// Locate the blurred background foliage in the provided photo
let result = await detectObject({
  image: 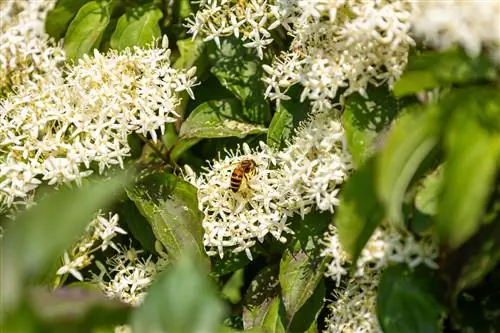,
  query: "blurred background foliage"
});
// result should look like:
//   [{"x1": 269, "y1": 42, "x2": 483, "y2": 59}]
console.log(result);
[{"x1": 1, "y1": 0, "x2": 500, "y2": 332}]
